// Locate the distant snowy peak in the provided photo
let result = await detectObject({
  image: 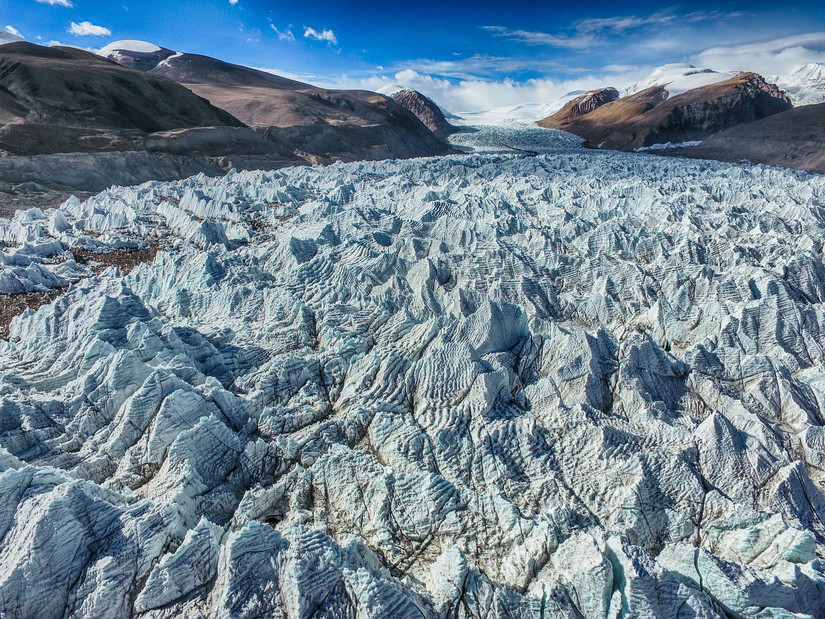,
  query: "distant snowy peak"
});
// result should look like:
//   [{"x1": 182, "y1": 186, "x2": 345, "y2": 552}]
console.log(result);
[
  {"x1": 455, "y1": 92, "x2": 585, "y2": 126},
  {"x1": 97, "y1": 39, "x2": 175, "y2": 72},
  {"x1": 774, "y1": 63, "x2": 825, "y2": 106},
  {"x1": 623, "y1": 63, "x2": 732, "y2": 97},
  {"x1": 98, "y1": 40, "x2": 164, "y2": 55}
]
